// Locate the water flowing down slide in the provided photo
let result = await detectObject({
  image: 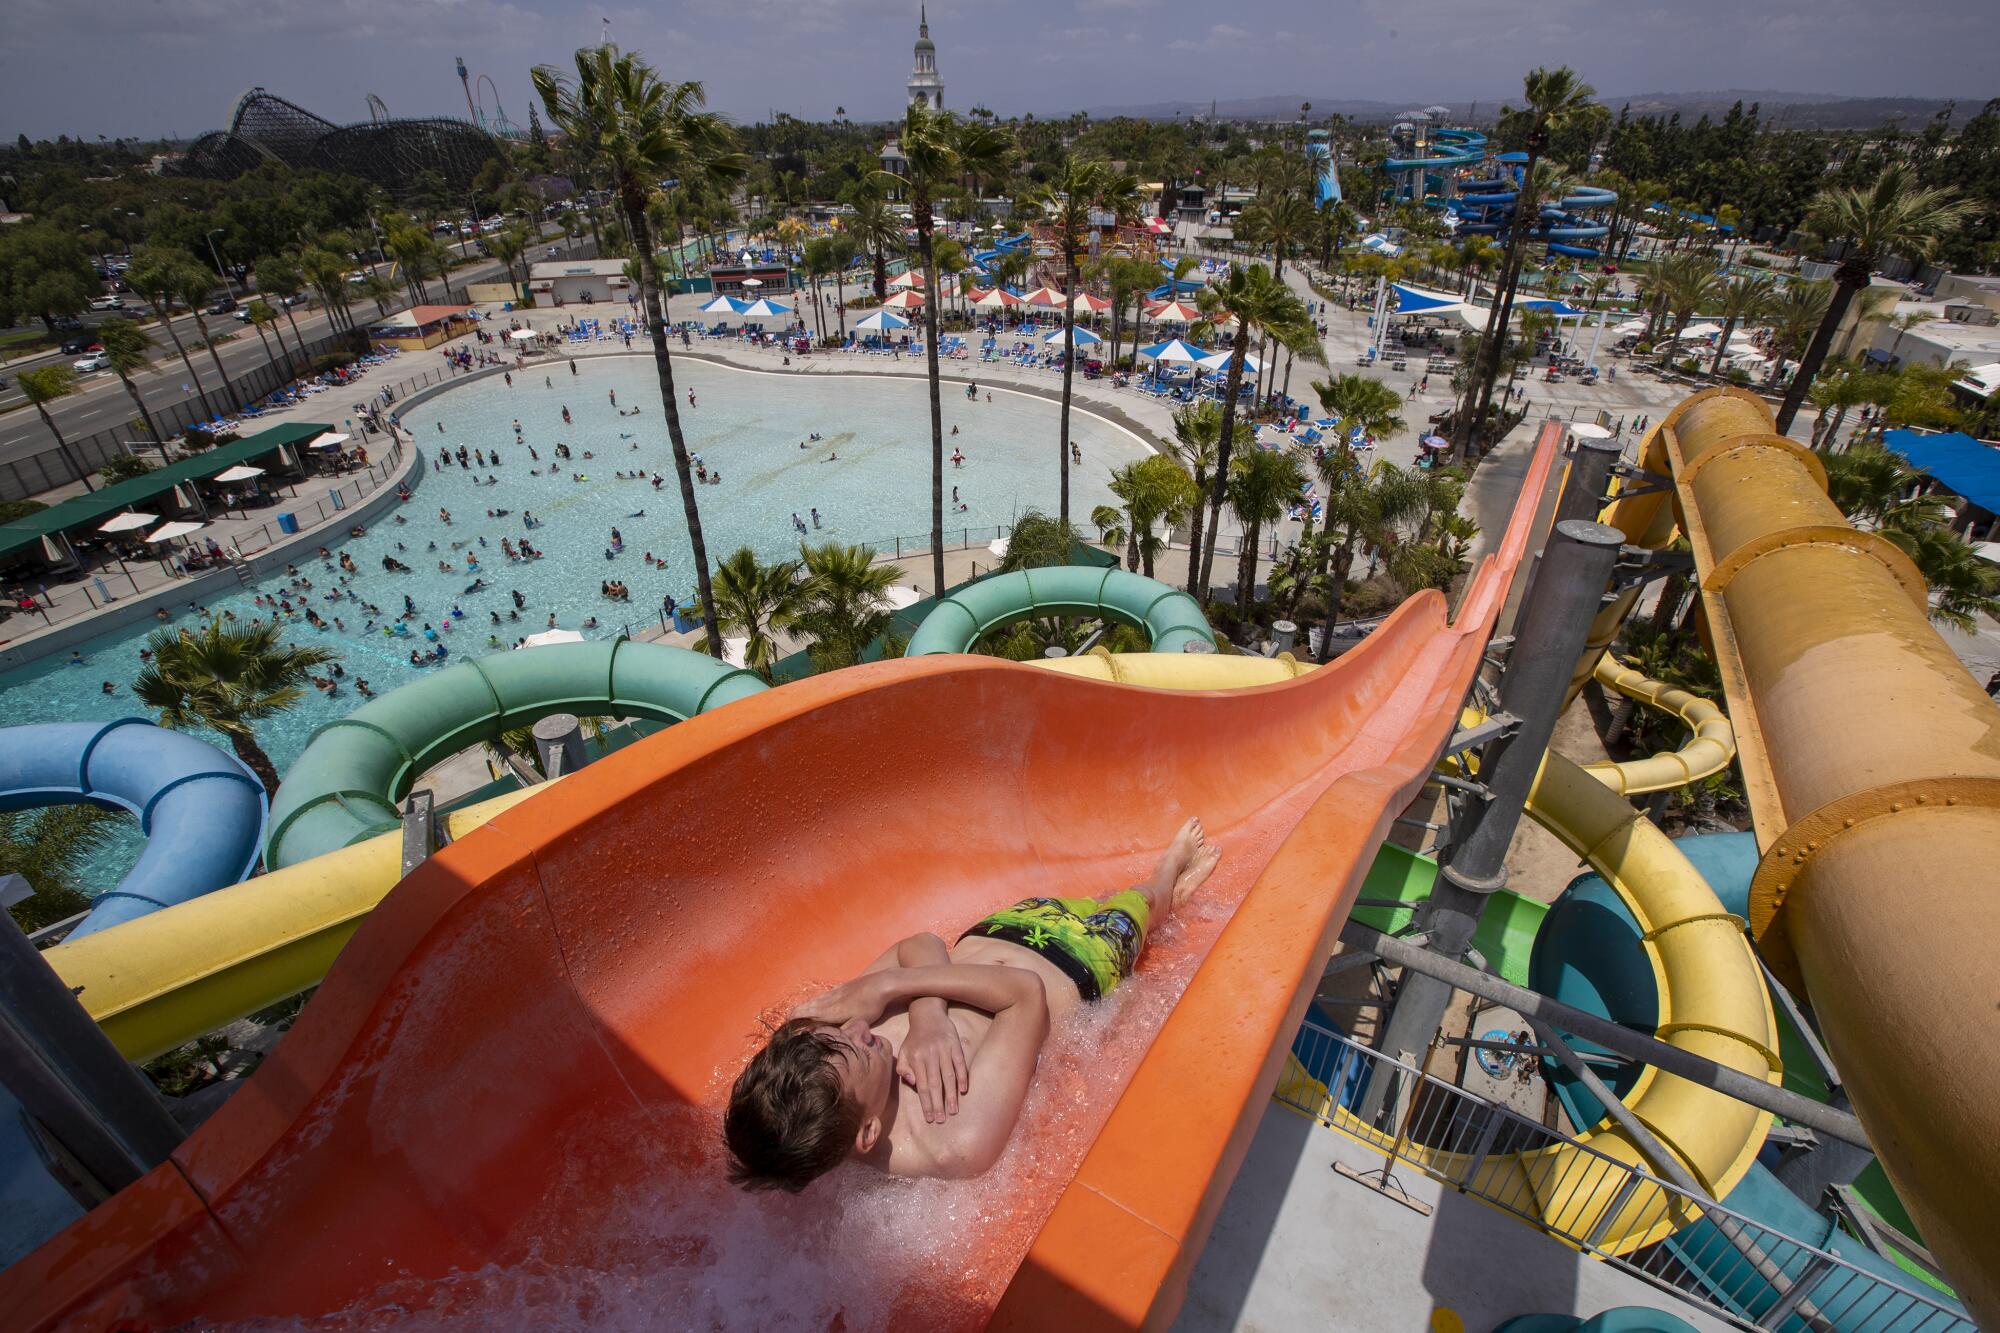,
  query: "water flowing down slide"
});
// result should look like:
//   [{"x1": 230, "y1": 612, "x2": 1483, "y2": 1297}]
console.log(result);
[{"x1": 0, "y1": 433, "x2": 1562, "y2": 1328}]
